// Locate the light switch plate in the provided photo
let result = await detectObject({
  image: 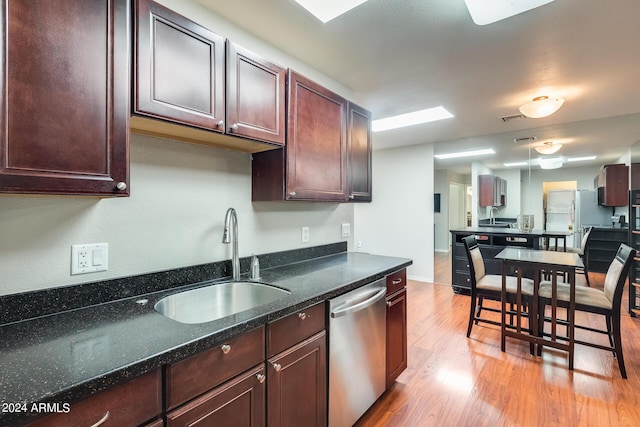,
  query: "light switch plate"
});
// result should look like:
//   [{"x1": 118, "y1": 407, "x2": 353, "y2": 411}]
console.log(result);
[
  {"x1": 301, "y1": 227, "x2": 310, "y2": 243},
  {"x1": 341, "y1": 223, "x2": 351, "y2": 237},
  {"x1": 71, "y1": 243, "x2": 108, "y2": 275}
]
